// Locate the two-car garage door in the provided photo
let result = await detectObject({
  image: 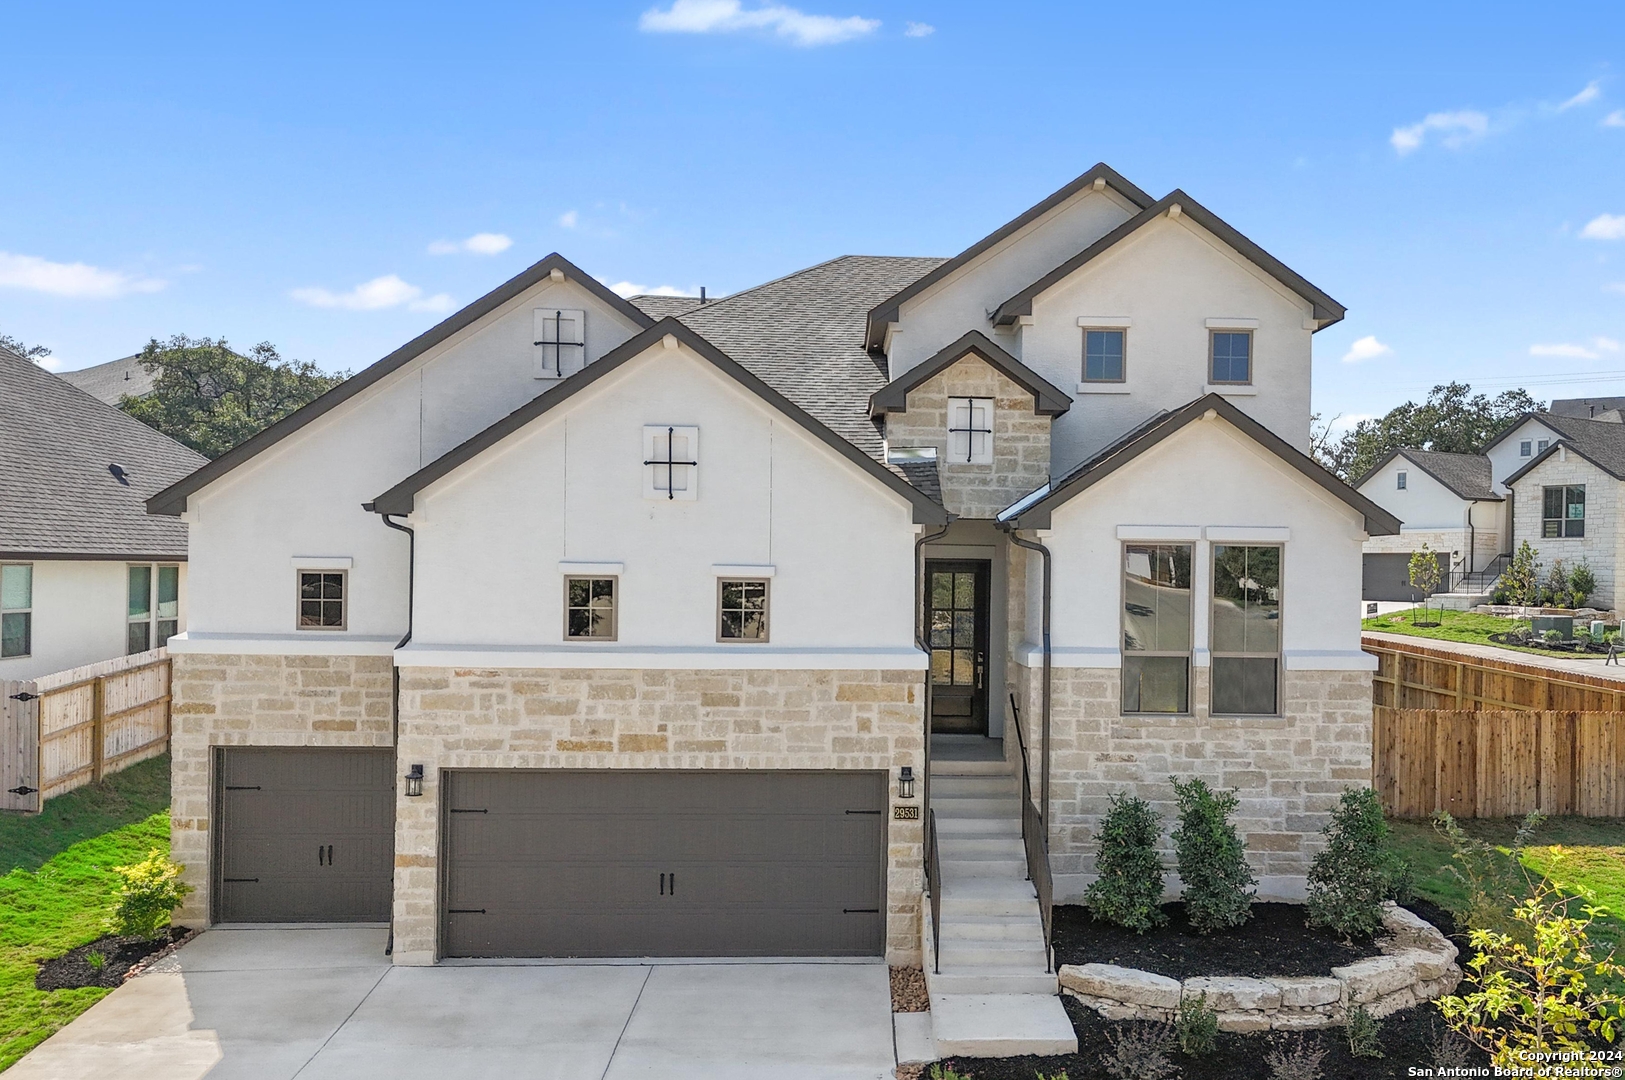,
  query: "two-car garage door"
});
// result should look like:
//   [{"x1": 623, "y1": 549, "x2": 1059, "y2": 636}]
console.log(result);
[{"x1": 442, "y1": 770, "x2": 888, "y2": 958}]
